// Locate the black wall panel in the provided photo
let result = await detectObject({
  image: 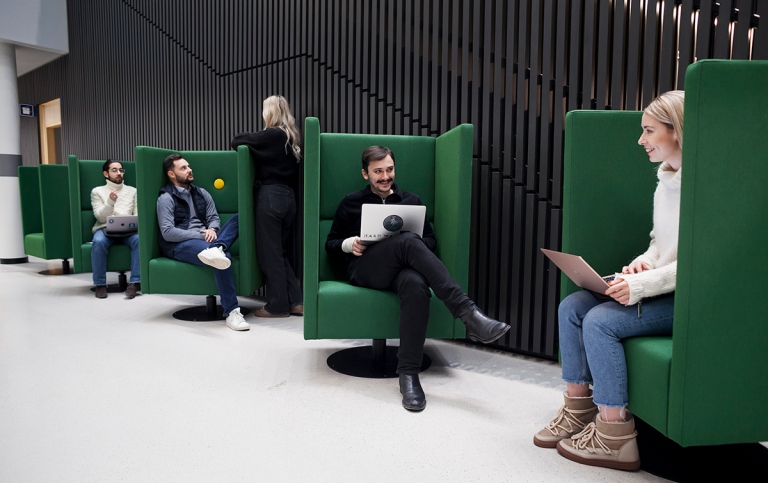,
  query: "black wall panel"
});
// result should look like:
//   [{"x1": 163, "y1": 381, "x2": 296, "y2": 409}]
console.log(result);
[{"x1": 18, "y1": 0, "x2": 768, "y2": 360}]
